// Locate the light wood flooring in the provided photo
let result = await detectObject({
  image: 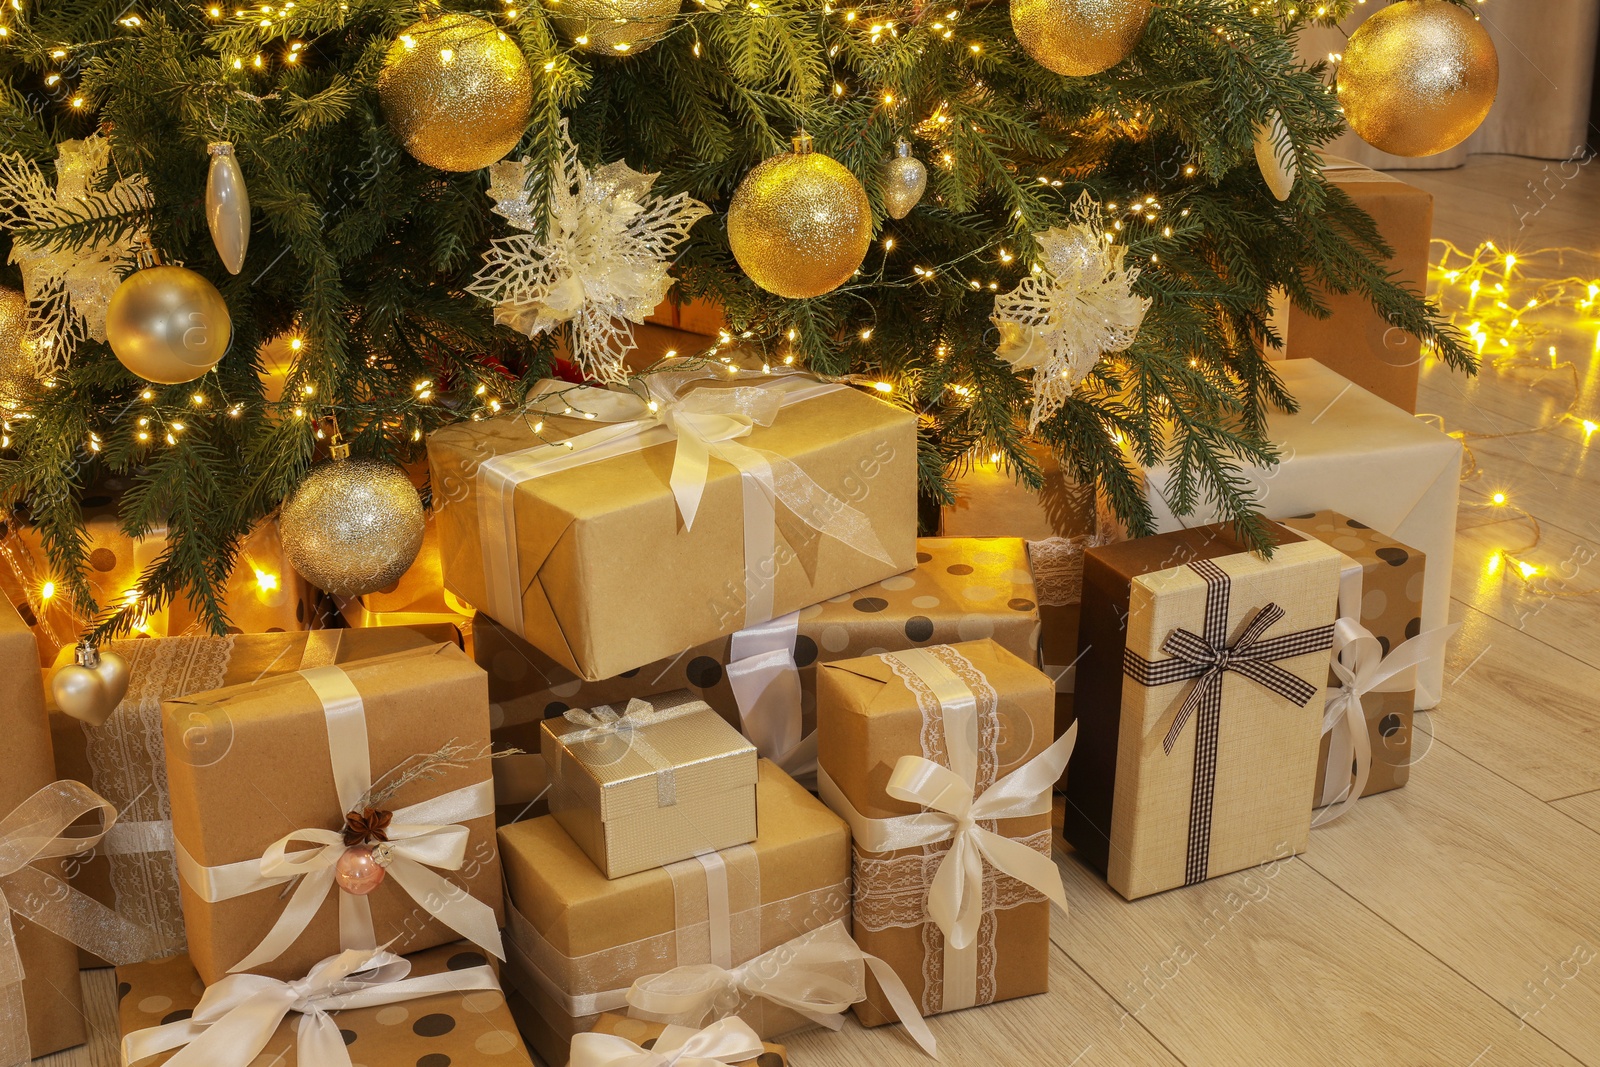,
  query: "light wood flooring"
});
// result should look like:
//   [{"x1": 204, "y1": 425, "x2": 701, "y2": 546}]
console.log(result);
[{"x1": 42, "y1": 155, "x2": 1600, "y2": 1066}]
